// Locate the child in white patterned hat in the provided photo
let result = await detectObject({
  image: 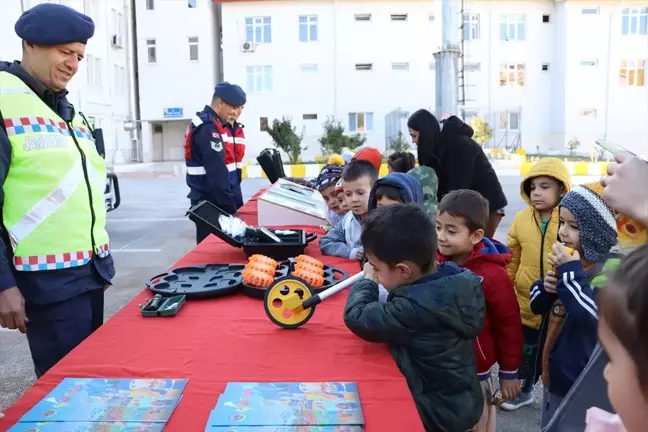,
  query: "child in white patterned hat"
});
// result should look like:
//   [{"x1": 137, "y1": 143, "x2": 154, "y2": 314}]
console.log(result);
[{"x1": 530, "y1": 182, "x2": 621, "y2": 427}]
